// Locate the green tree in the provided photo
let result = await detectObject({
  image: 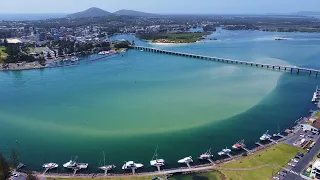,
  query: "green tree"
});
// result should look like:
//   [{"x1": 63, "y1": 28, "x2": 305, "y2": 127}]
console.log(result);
[
  {"x1": 10, "y1": 149, "x2": 18, "y2": 168},
  {"x1": 0, "y1": 153, "x2": 10, "y2": 180},
  {"x1": 26, "y1": 172, "x2": 38, "y2": 180},
  {"x1": 3, "y1": 39, "x2": 8, "y2": 47},
  {"x1": 114, "y1": 41, "x2": 130, "y2": 49},
  {"x1": 58, "y1": 47, "x2": 63, "y2": 56}
]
